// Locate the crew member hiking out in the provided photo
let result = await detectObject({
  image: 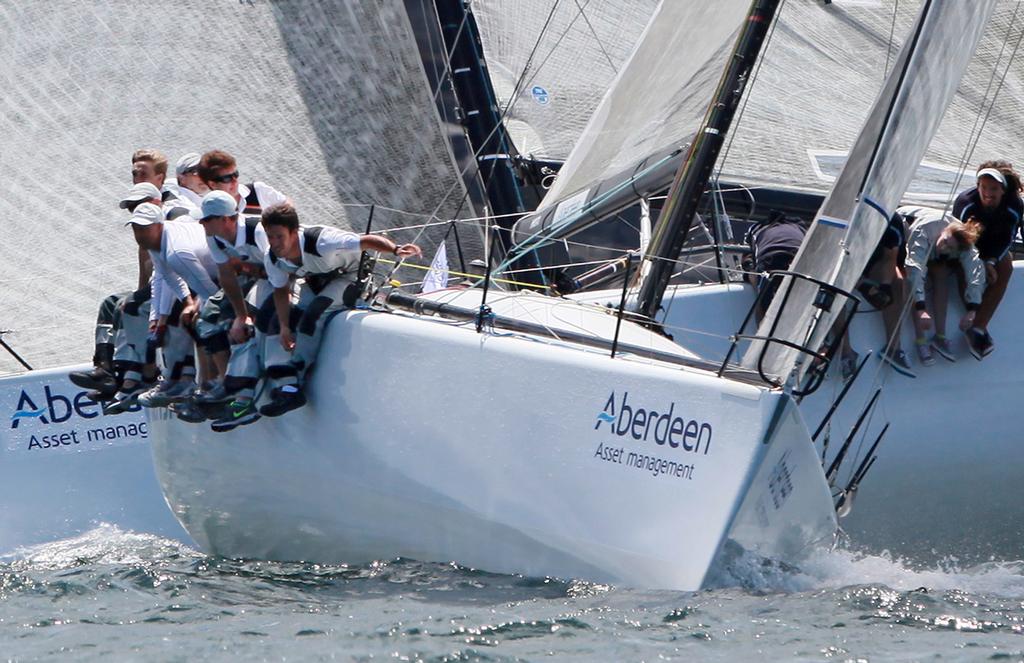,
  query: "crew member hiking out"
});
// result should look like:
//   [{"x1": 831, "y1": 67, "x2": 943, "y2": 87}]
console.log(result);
[{"x1": 258, "y1": 202, "x2": 422, "y2": 417}]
